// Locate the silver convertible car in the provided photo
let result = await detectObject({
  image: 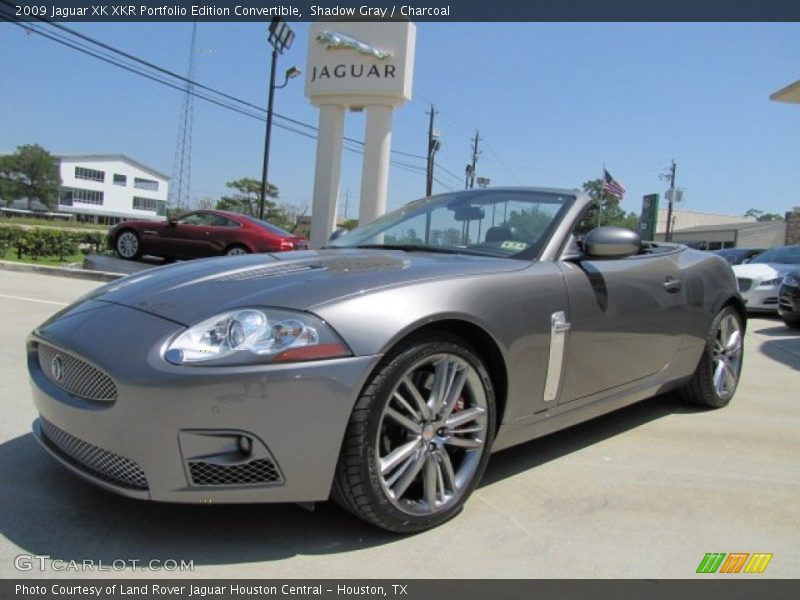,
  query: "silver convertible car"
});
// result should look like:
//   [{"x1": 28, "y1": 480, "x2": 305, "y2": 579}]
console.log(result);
[{"x1": 28, "y1": 188, "x2": 745, "y2": 533}]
